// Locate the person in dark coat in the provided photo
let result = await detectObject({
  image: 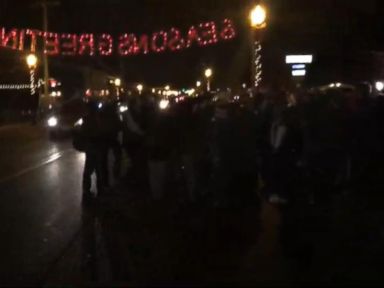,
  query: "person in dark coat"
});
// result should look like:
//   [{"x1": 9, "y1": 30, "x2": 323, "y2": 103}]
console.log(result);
[
  {"x1": 81, "y1": 101, "x2": 105, "y2": 204},
  {"x1": 100, "y1": 102, "x2": 123, "y2": 185}
]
